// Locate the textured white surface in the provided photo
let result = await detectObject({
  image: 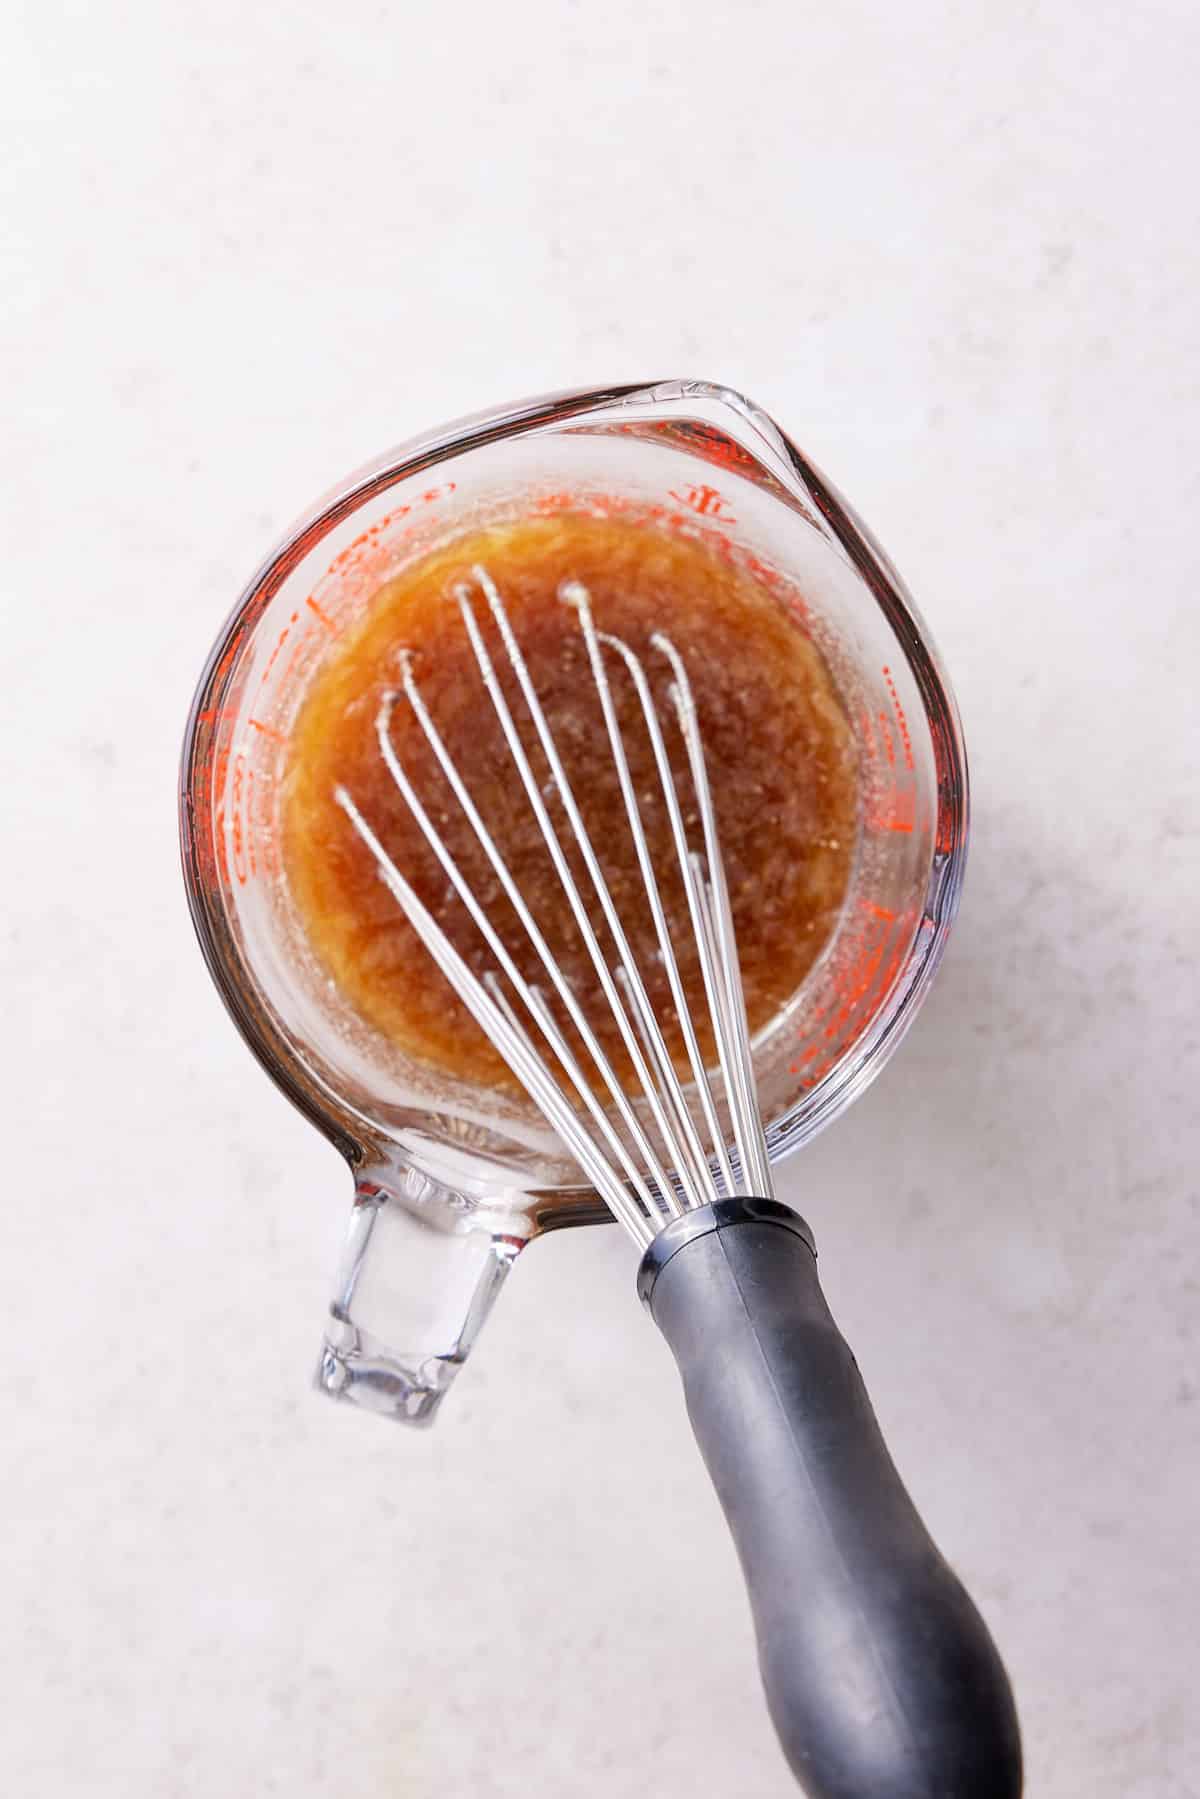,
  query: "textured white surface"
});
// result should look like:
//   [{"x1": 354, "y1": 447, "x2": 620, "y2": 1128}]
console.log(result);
[{"x1": 3, "y1": 2, "x2": 1198, "y2": 1795}]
